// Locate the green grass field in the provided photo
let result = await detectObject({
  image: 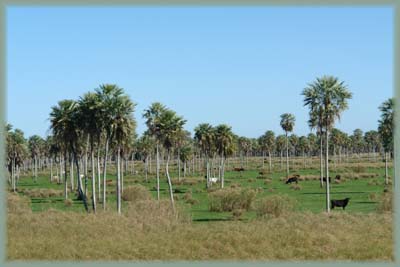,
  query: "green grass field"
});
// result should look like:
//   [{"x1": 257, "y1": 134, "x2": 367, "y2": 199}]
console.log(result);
[{"x1": 12, "y1": 158, "x2": 393, "y2": 221}]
